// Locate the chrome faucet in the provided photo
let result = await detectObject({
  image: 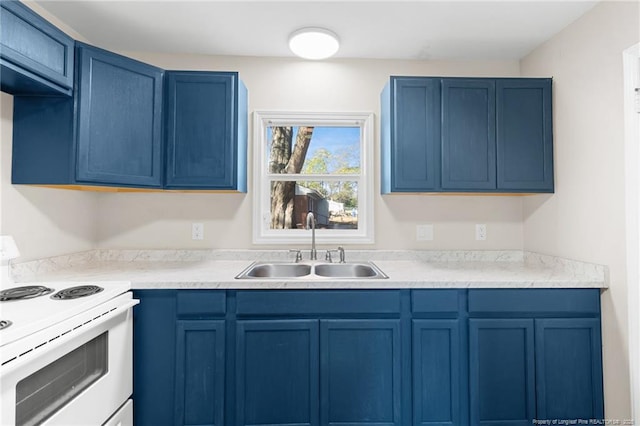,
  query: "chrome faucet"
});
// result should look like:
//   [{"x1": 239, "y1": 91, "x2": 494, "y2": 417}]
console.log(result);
[{"x1": 306, "y1": 212, "x2": 317, "y2": 260}]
